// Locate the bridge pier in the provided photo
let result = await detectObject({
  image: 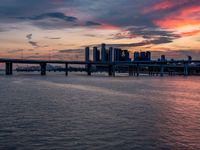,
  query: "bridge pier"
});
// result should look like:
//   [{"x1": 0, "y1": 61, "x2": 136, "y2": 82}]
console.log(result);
[
  {"x1": 40, "y1": 63, "x2": 46, "y2": 76},
  {"x1": 160, "y1": 64, "x2": 164, "y2": 77},
  {"x1": 87, "y1": 63, "x2": 91, "y2": 76},
  {"x1": 108, "y1": 64, "x2": 115, "y2": 76},
  {"x1": 5, "y1": 62, "x2": 13, "y2": 75},
  {"x1": 184, "y1": 63, "x2": 189, "y2": 76},
  {"x1": 65, "y1": 63, "x2": 68, "y2": 76},
  {"x1": 129, "y1": 65, "x2": 134, "y2": 76},
  {"x1": 136, "y1": 63, "x2": 139, "y2": 77},
  {"x1": 148, "y1": 66, "x2": 152, "y2": 76}
]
